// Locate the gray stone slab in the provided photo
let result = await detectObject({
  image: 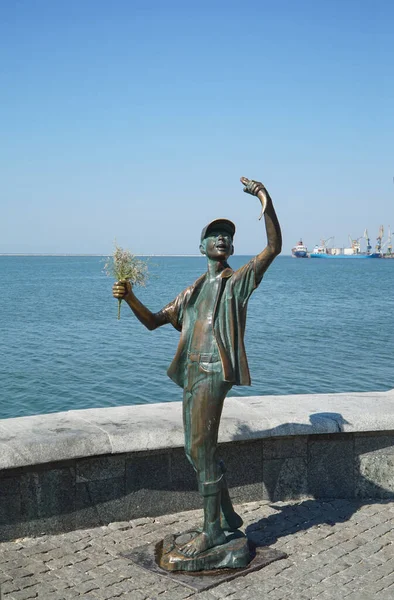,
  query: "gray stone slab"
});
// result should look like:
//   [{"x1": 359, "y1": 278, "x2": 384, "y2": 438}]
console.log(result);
[
  {"x1": 233, "y1": 390, "x2": 394, "y2": 438},
  {"x1": 227, "y1": 398, "x2": 342, "y2": 440},
  {"x1": 126, "y1": 452, "x2": 171, "y2": 492},
  {"x1": 17, "y1": 513, "x2": 77, "y2": 538},
  {"x1": 160, "y1": 489, "x2": 202, "y2": 516},
  {"x1": 263, "y1": 436, "x2": 308, "y2": 459},
  {"x1": 75, "y1": 476, "x2": 126, "y2": 527},
  {"x1": 69, "y1": 404, "x2": 185, "y2": 455},
  {"x1": 0, "y1": 467, "x2": 77, "y2": 539},
  {"x1": 126, "y1": 488, "x2": 191, "y2": 521},
  {"x1": 219, "y1": 441, "x2": 264, "y2": 503},
  {"x1": 356, "y1": 455, "x2": 394, "y2": 498},
  {"x1": 168, "y1": 449, "x2": 202, "y2": 513},
  {"x1": 76, "y1": 455, "x2": 126, "y2": 482},
  {"x1": 19, "y1": 467, "x2": 76, "y2": 520},
  {"x1": 169, "y1": 448, "x2": 198, "y2": 491},
  {"x1": 355, "y1": 433, "x2": 394, "y2": 456},
  {"x1": 354, "y1": 433, "x2": 394, "y2": 499},
  {"x1": 0, "y1": 521, "x2": 25, "y2": 543},
  {"x1": 125, "y1": 453, "x2": 174, "y2": 519},
  {"x1": 0, "y1": 475, "x2": 22, "y2": 525},
  {"x1": 263, "y1": 457, "x2": 308, "y2": 501},
  {"x1": 308, "y1": 435, "x2": 354, "y2": 498},
  {"x1": 0, "y1": 412, "x2": 111, "y2": 469},
  {"x1": 0, "y1": 388, "x2": 393, "y2": 471}
]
